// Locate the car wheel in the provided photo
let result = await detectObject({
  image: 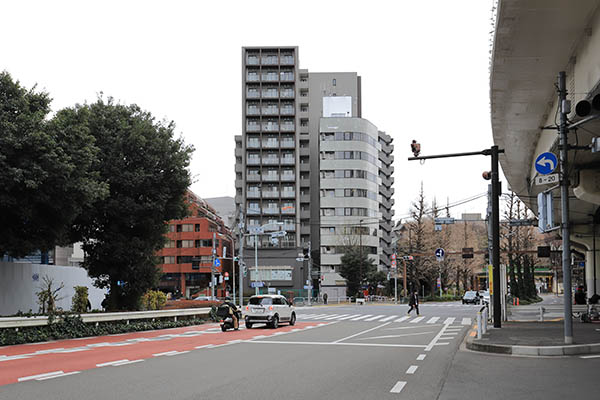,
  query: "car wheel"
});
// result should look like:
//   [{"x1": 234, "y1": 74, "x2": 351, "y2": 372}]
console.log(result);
[
  {"x1": 462, "y1": 300, "x2": 465, "y2": 304},
  {"x1": 270, "y1": 315, "x2": 279, "y2": 329},
  {"x1": 289, "y1": 313, "x2": 296, "y2": 326},
  {"x1": 245, "y1": 318, "x2": 253, "y2": 329}
]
